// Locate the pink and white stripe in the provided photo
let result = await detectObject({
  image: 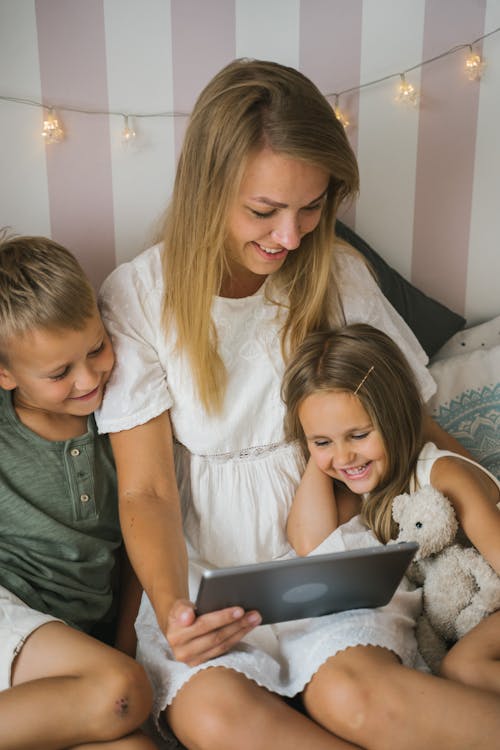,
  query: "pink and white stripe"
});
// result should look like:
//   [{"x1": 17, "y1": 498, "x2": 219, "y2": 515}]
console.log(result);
[{"x1": 0, "y1": 0, "x2": 498, "y2": 324}]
